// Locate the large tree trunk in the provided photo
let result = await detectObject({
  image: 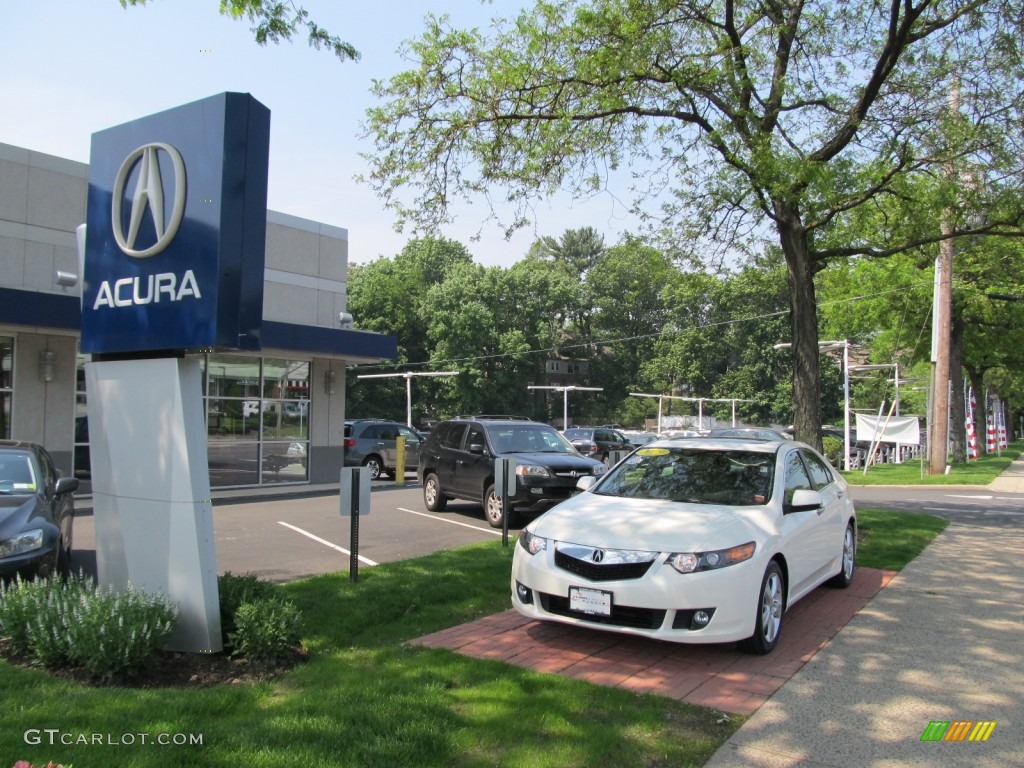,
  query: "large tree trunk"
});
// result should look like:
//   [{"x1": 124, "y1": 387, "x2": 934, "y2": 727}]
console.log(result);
[{"x1": 775, "y1": 208, "x2": 823, "y2": 451}]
